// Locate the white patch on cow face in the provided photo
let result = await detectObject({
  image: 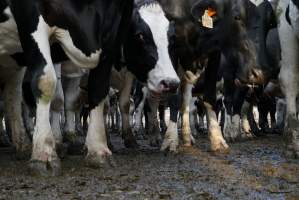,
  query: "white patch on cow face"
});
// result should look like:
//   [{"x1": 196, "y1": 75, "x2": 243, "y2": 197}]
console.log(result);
[
  {"x1": 249, "y1": 0, "x2": 264, "y2": 7},
  {"x1": 54, "y1": 28, "x2": 101, "y2": 69},
  {"x1": 138, "y1": 4, "x2": 179, "y2": 93},
  {"x1": 0, "y1": 7, "x2": 22, "y2": 55}
]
